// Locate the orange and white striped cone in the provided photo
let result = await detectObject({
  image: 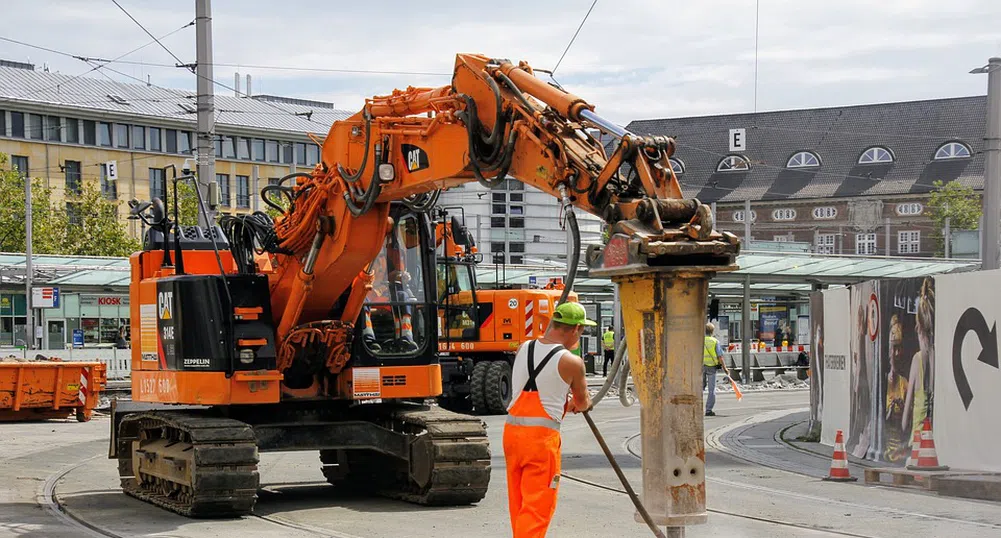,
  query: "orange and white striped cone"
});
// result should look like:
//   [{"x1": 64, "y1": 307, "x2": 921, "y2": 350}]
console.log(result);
[
  {"x1": 907, "y1": 417, "x2": 949, "y2": 471},
  {"x1": 823, "y1": 430, "x2": 858, "y2": 482},
  {"x1": 904, "y1": 428, "x2": 920, "y2": 468}
]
